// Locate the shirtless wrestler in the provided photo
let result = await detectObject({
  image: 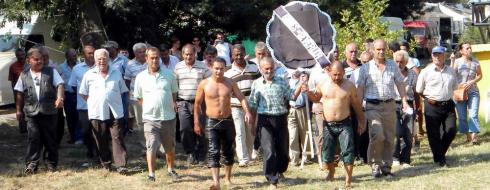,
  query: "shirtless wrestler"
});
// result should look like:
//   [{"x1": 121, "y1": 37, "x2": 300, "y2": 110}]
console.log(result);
[
  {"x1": 305, "y1": 62, "x2": 365, "y2": 188},
  {"x1": 194, "y1": 57, "x2": 253, "y2": 190}
]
